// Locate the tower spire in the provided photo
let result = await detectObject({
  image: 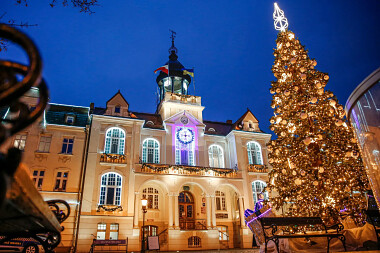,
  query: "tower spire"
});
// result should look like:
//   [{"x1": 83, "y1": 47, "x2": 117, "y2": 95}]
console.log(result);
[
  {"x1": 273, "y1": 3, "x2": 289, "y2": 32},
  {"x1": 168, "y1": 29, "x2": 178, "y2": 54}
]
